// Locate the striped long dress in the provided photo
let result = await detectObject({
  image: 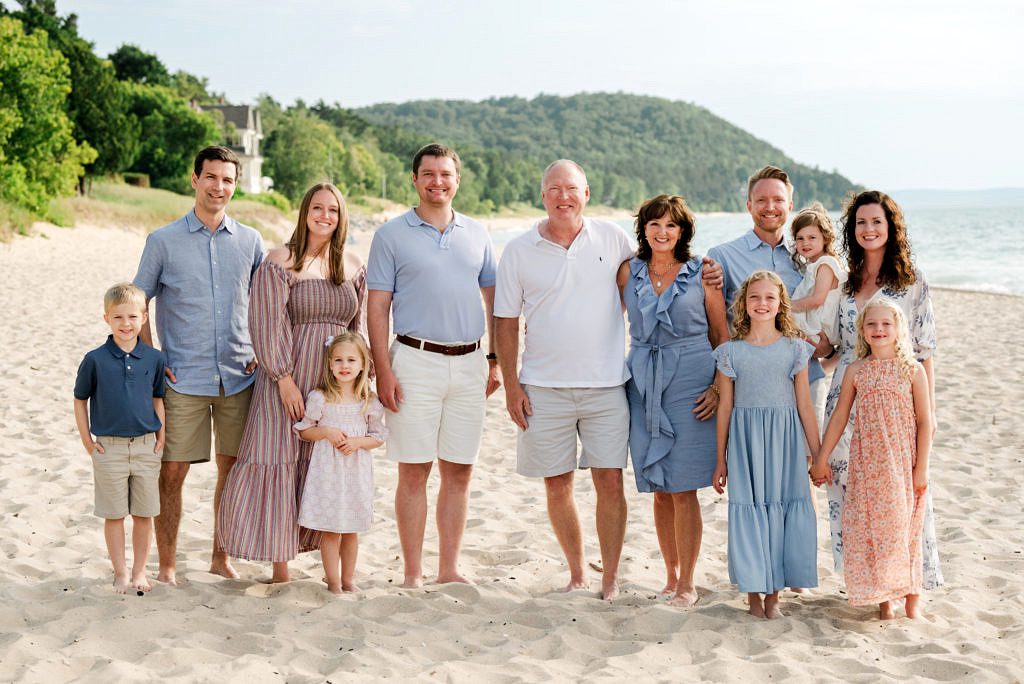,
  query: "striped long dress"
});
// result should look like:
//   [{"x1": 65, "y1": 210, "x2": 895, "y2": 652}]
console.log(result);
[{"x1": 218, "y1": 259, "x2": 366, "y2": 561}]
